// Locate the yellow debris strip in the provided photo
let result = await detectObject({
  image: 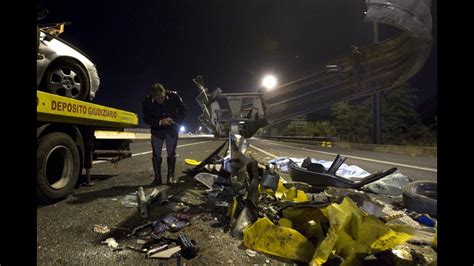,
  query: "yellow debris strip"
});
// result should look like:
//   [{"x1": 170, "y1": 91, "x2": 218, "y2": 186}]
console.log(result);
[
  {"x1": 243, "y1": 217, "x2": 315, "y2": 263},
  {"x1": 184, "y1": 159, "x2": 201, "y2": 166},
  {"x1": 228, "y1": 197, "x2": 238, "y2": 225},
  {"x1": 310, "y1": 197, "x2": 413, "y2": 266}
]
